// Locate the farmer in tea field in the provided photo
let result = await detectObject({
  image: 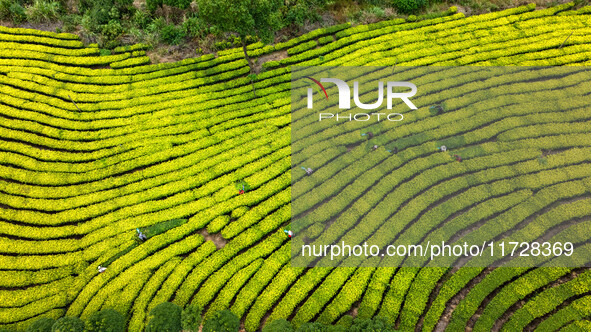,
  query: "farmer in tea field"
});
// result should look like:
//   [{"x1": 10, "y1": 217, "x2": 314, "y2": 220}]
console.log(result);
[
  {"x1": 284, "y1": 229, "x2": 293, "y2": 238},
  {"x1": 372, "y1": 145, "x2": 378, "y2": 151},
  {"x1": 137, "y1": 228, "x2": 147, "y2": 241},
  {"x1": 361, "y1": 132, "x2": 373, "y2": 139},
  {"x1": 454, "y1": 154, "x2": 462, "y2": 162},
  {"x1": 302, "y1": 167, "x2": 313, "y2": 175},
  {"x1": 98, "y1": 266, "x2": 107, "y2": 273},
  {"x1": 437, "y1": 145, "x2": 447, "y2": 152},
  {"x1": 236, "y1": 180, "x2": 250, "y2": 194}
]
